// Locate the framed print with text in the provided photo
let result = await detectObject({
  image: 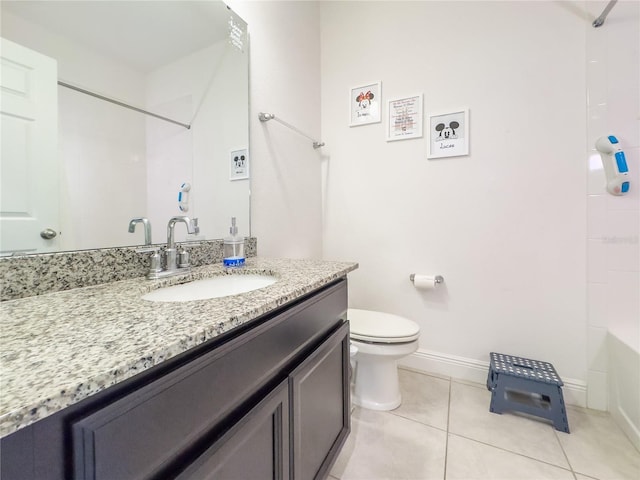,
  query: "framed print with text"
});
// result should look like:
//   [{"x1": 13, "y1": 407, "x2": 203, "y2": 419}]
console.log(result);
[{"x1": 386, "y1": 94, "x2": 423, "y2": 141}]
